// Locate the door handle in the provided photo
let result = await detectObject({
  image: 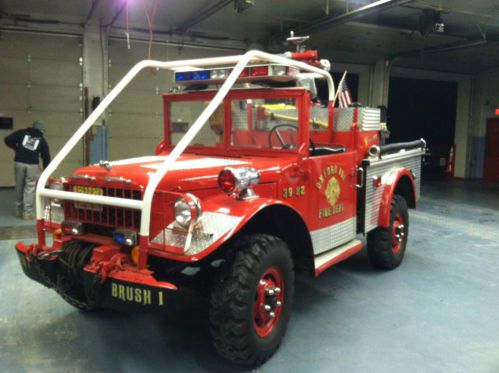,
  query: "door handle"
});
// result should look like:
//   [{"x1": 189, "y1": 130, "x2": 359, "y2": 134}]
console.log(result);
[{"x1": 356, "y1": 167, "x2": 364, "y2": 188}]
